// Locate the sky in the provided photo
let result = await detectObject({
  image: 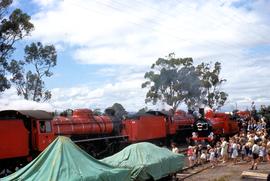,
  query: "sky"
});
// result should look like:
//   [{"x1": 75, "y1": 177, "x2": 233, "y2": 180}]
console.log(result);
[{"x1": 0, "y1": 0, "x2": 270, "y2": 112}]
